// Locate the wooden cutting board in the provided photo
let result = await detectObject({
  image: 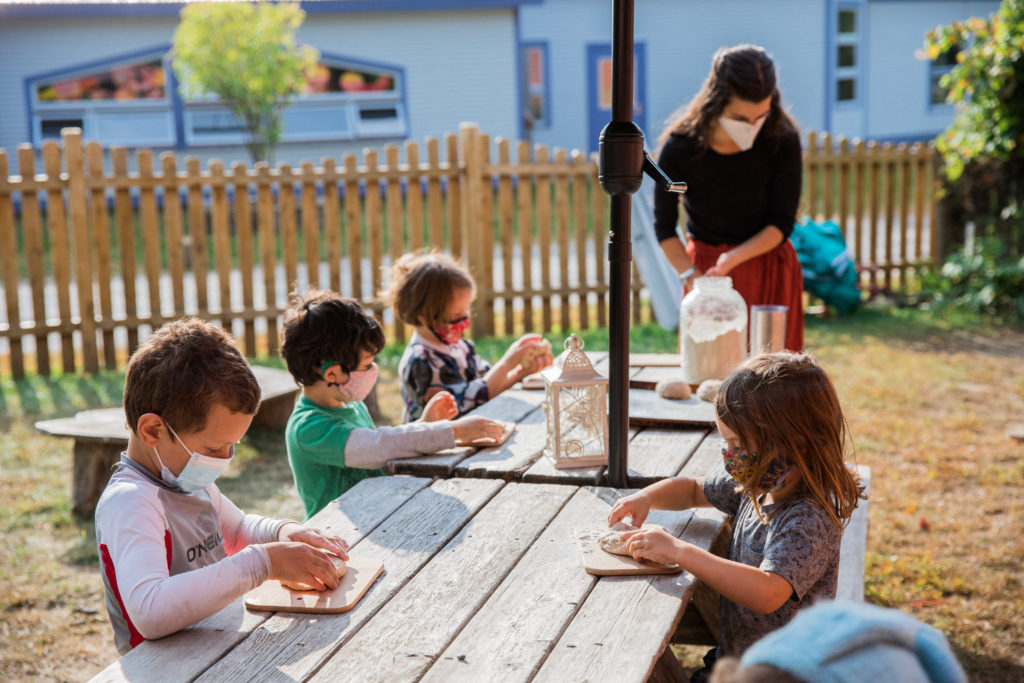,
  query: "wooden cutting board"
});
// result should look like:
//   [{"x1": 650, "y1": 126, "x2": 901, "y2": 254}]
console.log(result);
[
  {"x1": 243, "y1": 556, "x2": 384, "y2": 614},
  {"x1": 628, "y1": 388, "x2": 716, "y2": 427},
  {"x1": 454, "y1": 420, "x2": 515, "y2": 447},
  {"x1": 573, "y1": 529, "x2": 683, "y2": 576}
]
